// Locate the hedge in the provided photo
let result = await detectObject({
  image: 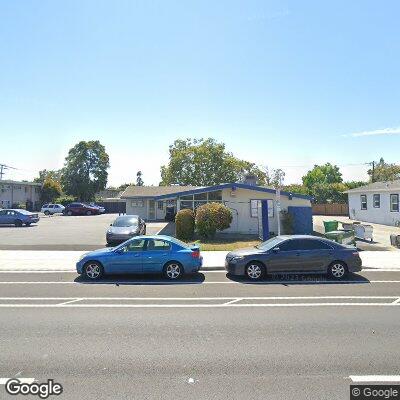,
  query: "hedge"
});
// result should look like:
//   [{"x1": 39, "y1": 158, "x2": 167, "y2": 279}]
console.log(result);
[
  {"x1": 175, "y1": 208, "x2": 195, "y2": 240},
  {"x1": 195, "y1": 202, "x2": 232, "y2": 239}
]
